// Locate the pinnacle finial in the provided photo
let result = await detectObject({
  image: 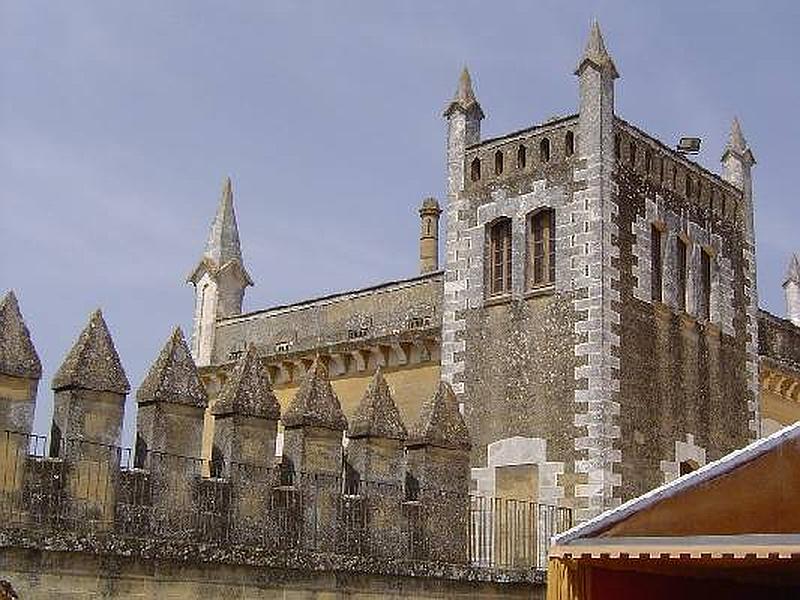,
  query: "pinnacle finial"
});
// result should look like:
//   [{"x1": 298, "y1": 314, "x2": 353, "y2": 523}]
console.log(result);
[
  {"x1": 0, "y1": 290, "x2": 42, "y2": 380},
  {"x1": 212, "y1": 344, "x2": 280, "y2": 419},
  {"x1": 443, "y1": 66, "x2": 485, "y2": 119},
  {"x1": 728, "y1": 117, "x2": 747, "y2": 153},
  {"x1": 785, "y1": 254, "x2": 800, "y2": 286},
  {"x1": 136, "y1": 327, "x2": 208, "y2": 407},
  {"x1": 408, "y1": 381, "x2": 470, "y2": 450},
  {"x1": 282, "y1": 357, "x2": 347, "y2": 430},
  {"x1": 575, "y1": 20, "x2": 619, "y2": 79},
  {"x1": 52, "y1": 308, "x2": 130, "y2": 394},
  {"x1": 348, "y1": 367, "x2": 408, "y2": 440}
]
